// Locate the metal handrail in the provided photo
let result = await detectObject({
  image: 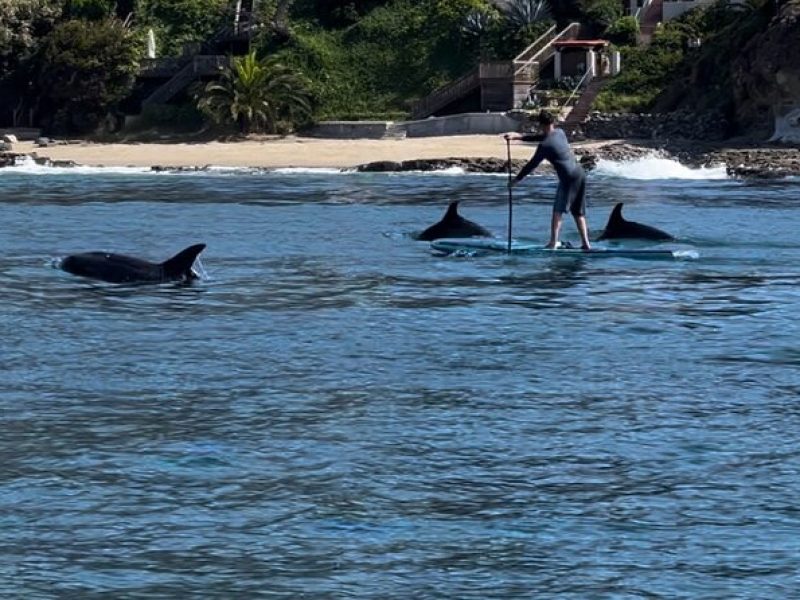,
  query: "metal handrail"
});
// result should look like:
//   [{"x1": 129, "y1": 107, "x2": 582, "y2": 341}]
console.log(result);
[
  {"x1": 561, "y1": 69, "x2": 592, "y2": 109},
  {"x1": 513, "y1": 22, "x2": 580, "y2": 78},
  {"x1": 635, "y1": 0, "x2": 654, "y2": 22},
  {"x1": 411, "y1": 67, "x2": 480, "y2": 119},
  {"x1": 513, "y1": 24, "x2": 556, "y2": 63}
]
